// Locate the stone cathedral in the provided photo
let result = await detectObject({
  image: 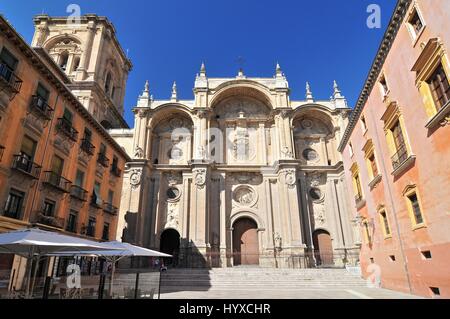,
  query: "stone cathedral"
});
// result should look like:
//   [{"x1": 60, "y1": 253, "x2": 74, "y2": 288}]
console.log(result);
[{"x1": 112, "y1": 64, "x2": 361, "y2": 268}]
